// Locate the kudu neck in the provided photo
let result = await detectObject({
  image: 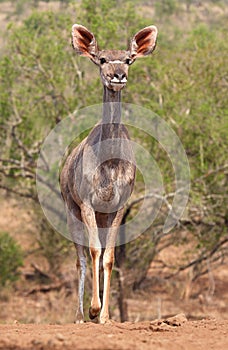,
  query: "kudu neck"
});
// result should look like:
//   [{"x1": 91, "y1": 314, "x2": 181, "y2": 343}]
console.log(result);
[{"x1": 102, "y1": 86, "x2": 122, "y2": 124}]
